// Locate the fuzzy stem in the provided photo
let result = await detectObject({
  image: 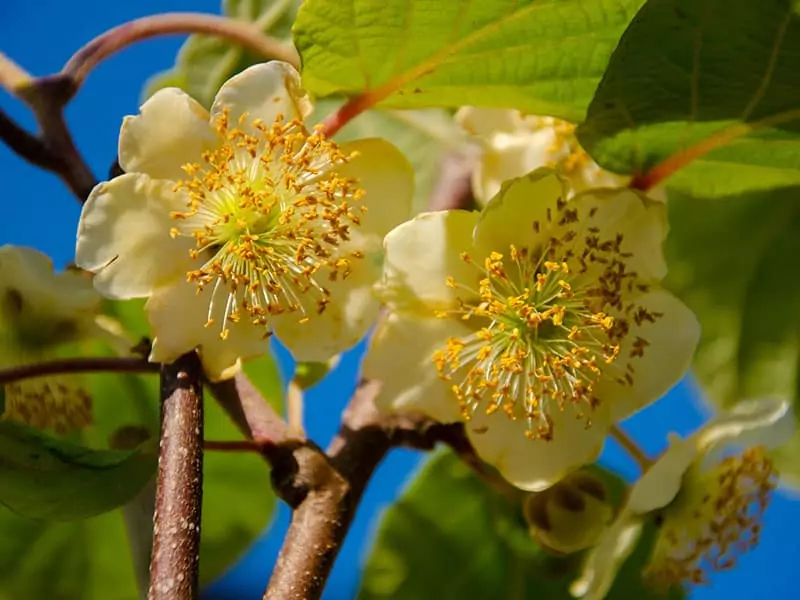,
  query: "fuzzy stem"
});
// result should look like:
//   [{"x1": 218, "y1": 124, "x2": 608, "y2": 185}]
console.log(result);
[
  {"x1": 149, "y1": 353, "x2": 205, "y2": 600},
  {"x1": 63, "y1": 12, "x2": 299, "y2": 87},
  {"x1": 0, "y1": 356, "x2": 159, "y2": 384}
]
